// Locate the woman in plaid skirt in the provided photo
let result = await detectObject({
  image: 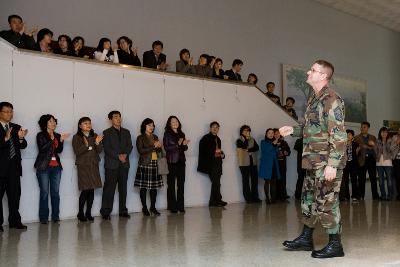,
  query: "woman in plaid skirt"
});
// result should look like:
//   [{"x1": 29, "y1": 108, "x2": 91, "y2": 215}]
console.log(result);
[{"x1": 134, "y1": 118, "x2": 163, "y2": 216}]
